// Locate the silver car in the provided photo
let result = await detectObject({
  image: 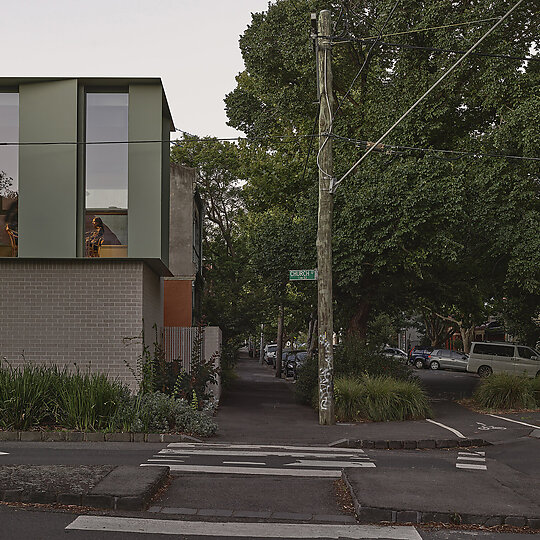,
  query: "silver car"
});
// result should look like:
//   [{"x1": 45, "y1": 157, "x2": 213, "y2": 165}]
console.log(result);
[{"x1": 426, "y1": 349, "x2": 469, "y2": 371}]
